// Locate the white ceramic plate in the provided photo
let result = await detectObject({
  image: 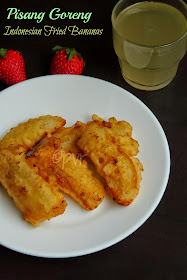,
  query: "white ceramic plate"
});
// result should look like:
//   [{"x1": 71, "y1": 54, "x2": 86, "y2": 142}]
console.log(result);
[{"x1": 0, "y1": 75, "x2": 170, "y2": 258}]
